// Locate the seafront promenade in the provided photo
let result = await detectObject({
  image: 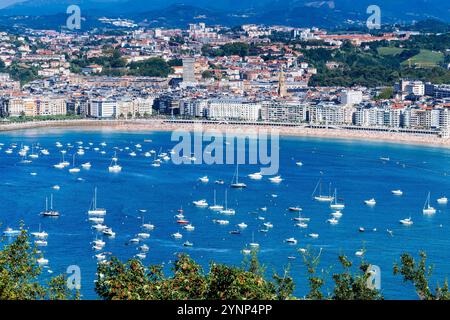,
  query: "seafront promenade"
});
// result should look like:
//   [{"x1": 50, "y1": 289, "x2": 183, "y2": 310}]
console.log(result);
[{"x1": 0, "y1": 118, "x2": 448, "y2": 148}]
